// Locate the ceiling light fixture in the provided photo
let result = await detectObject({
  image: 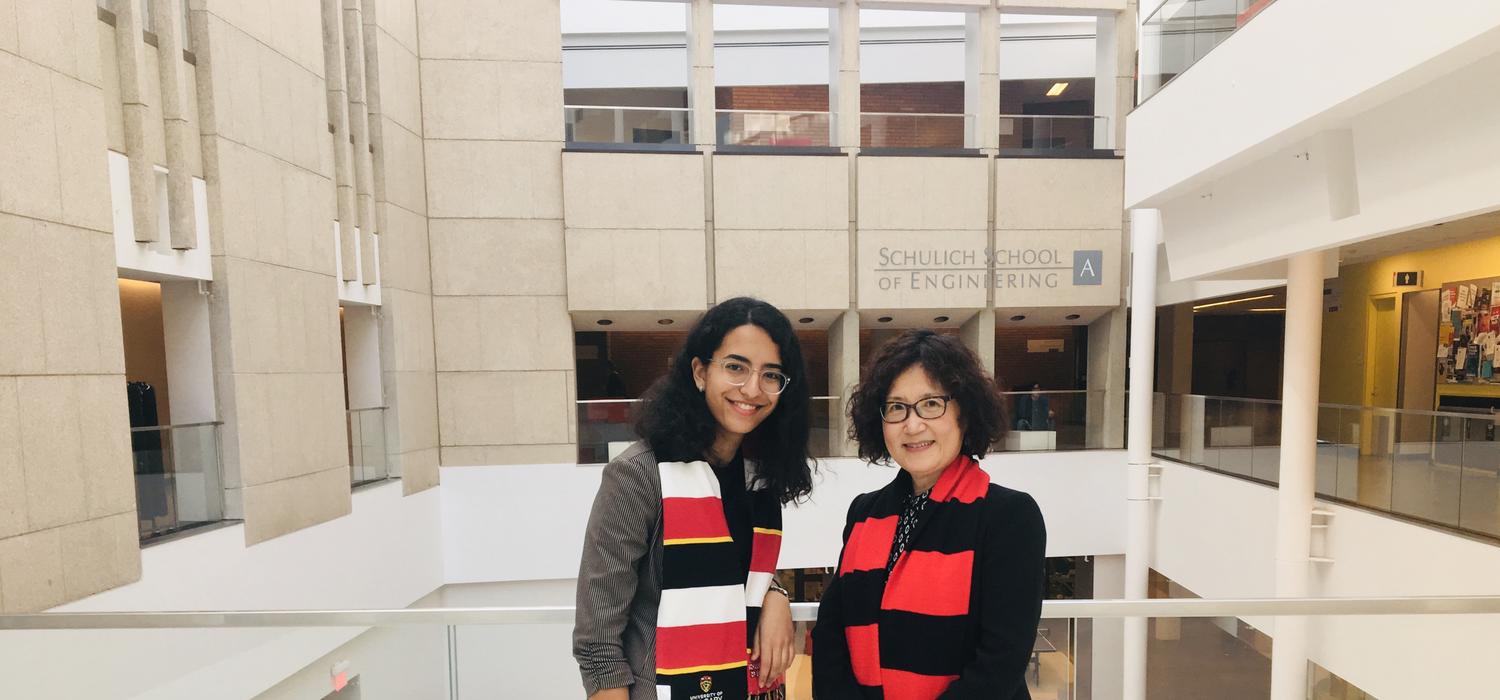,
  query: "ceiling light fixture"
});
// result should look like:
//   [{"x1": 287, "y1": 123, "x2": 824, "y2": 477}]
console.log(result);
[
  {"x1": 933, "y1": 315, "x2": 950, "y2": 323},
  {"x1": 1249, "y1": 307, "x2": 1287, "y2": 312},
  {"x1": 1192, "y1": 293, "x2": 1274, "y2": 311},
  {"x1": 798, "y1": 317, "x2": 814, "y2": 324},
  {"x1": 596, "y1": 319, "x2": 613, "y2": 326},
  {"x1": 1010, "y1": 315, "x2": 1027, "y2": 322},
  {"x1": 1065, "y1": 314, "x2": 1081, "y2": 320},
  {"x1": 877, "y1": 316, "x2": 893, "y2": 323},
  {"x1": 1046, "y1": 82, "x2": 1069, "y2": 97},
  {"x1": 657, "y1": 318, "x2": 674, "y2": 325}
]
